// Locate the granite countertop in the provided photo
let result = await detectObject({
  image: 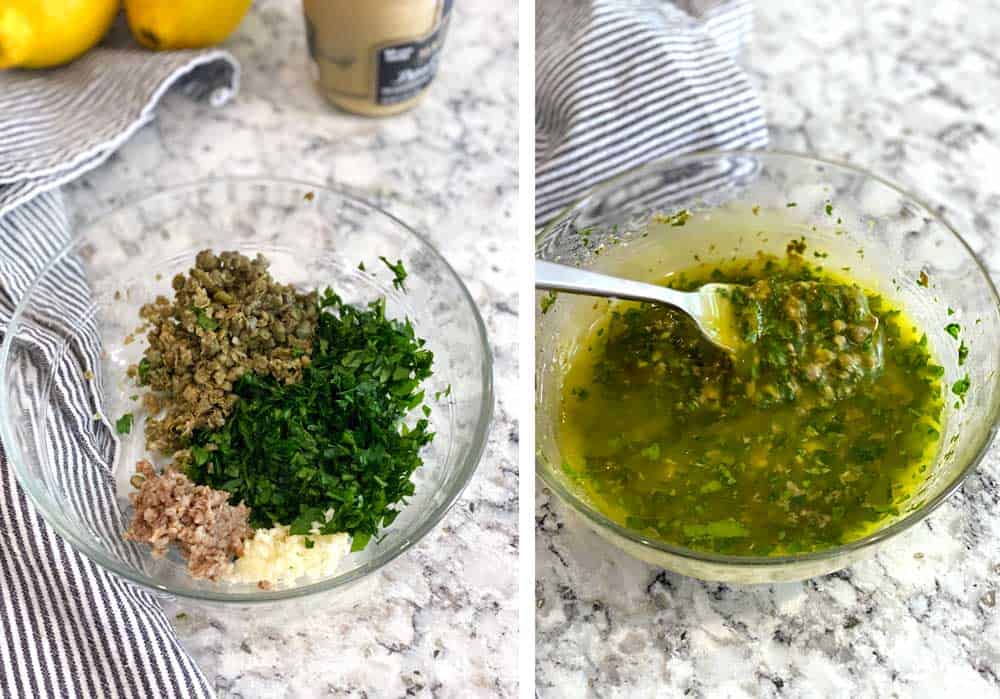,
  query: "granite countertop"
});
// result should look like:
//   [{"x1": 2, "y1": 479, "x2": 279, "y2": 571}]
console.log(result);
[
  {"x1": 536, "y1": 1, "x2": 1000, "y2": 696},
  {"x1": 64, "y1": 1, "x2": 517, "y2": 696}
]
